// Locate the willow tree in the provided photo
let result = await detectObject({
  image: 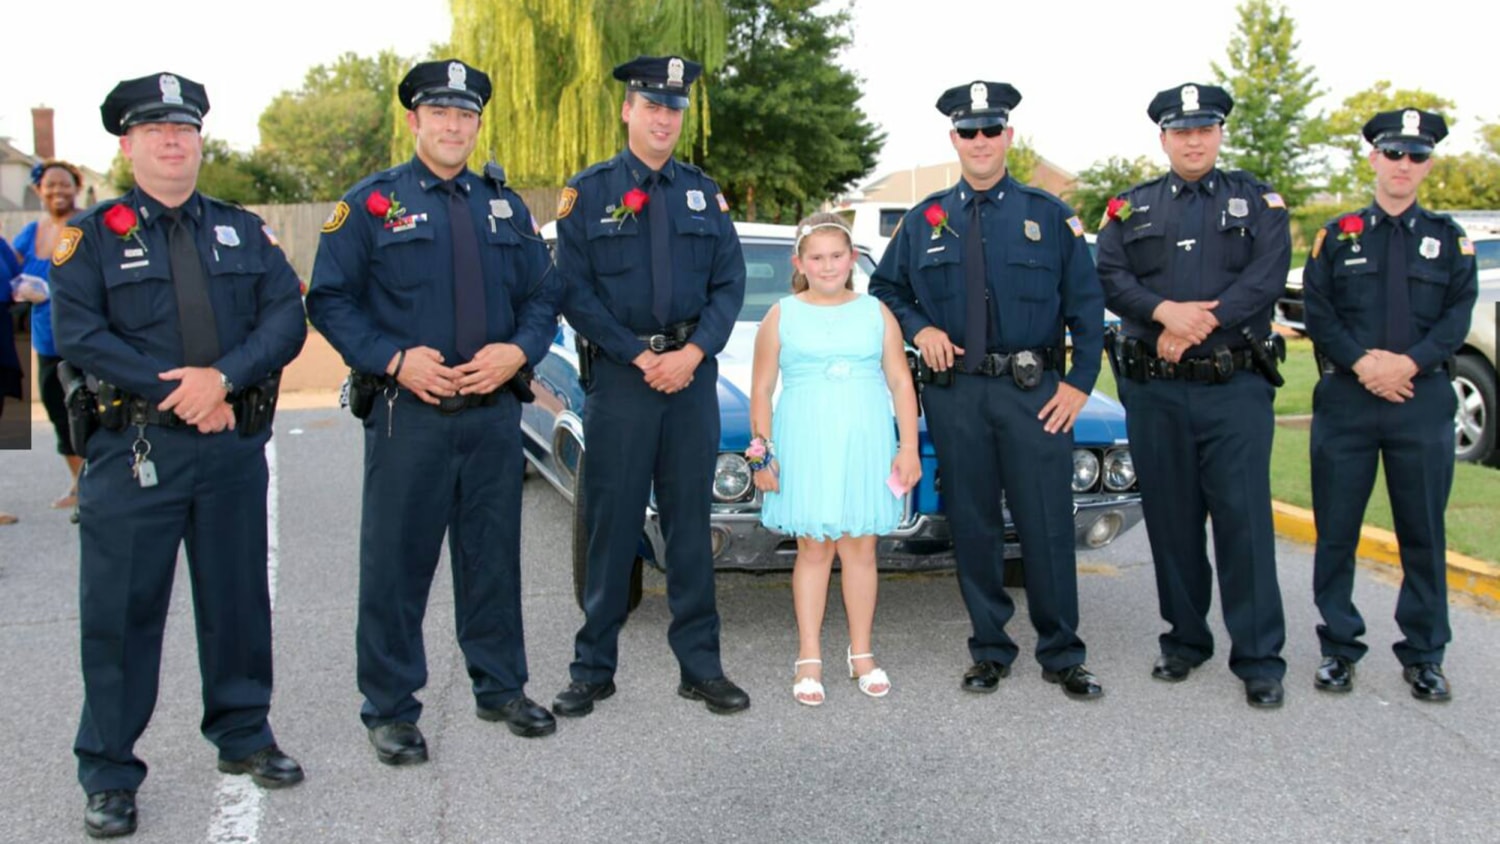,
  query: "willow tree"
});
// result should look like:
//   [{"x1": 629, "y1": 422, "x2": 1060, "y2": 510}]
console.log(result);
[{"x1": 427, "y1": 0, "x2": 725, "y2": 187}]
